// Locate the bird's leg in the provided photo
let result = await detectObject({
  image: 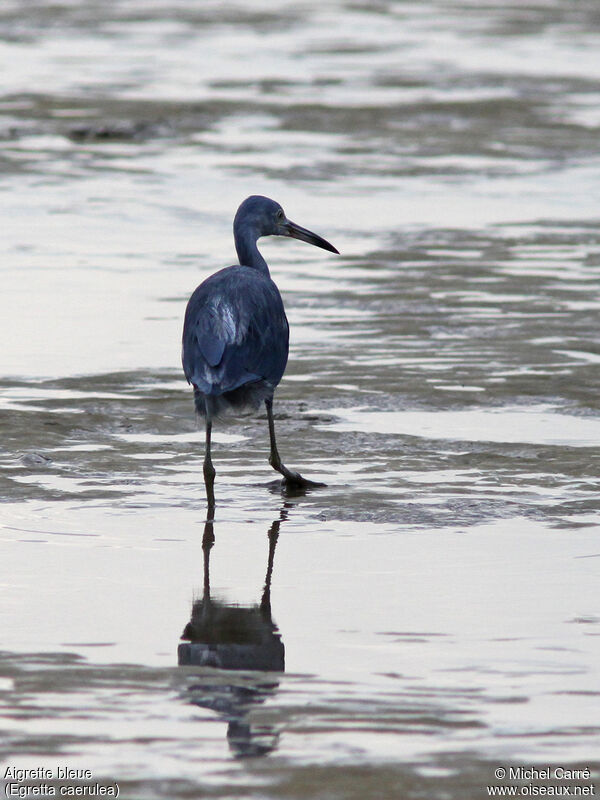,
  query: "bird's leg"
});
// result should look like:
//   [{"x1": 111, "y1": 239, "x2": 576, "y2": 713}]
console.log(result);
[
  {"x1": 265, "y1": 398, "x2": 325, "y2": 488},
  {"x1": 203, "y1": 408, "x2": 216, "y2": 511},
  {"x1": 265, "y1": 397, "x2": 301, "y2": 483}
]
